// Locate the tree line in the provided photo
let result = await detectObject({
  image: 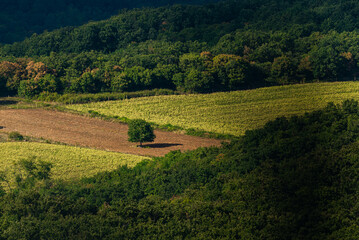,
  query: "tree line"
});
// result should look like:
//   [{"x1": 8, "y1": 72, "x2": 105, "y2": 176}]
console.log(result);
[{"x1": 1, "y1": 29, "x2": 359, "y2": 97}]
